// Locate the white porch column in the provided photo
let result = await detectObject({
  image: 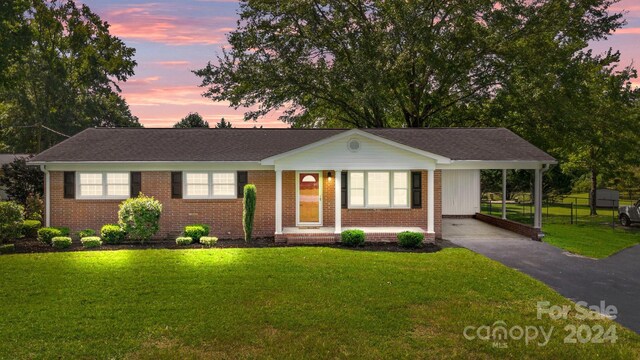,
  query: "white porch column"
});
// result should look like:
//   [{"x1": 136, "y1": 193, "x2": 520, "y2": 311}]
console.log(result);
[
  {"x1": 534, "y1": 168, "x2": 542, "y2": 229},
  {"x1": 275, "y1": 168, "x2": 283, "y2": 234},
  {"x1": 43, "y1": 166, "x2": 51, "y2": 227},
  {"x1": 427, "y1": 169, "x2": 435, "y2": 234},
  {"x1": 334, "y1": 170, "x2": 342, "y2": 234},
  {"x1": 502, "y1": 169, "x2": 507, "y2": 220}
]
